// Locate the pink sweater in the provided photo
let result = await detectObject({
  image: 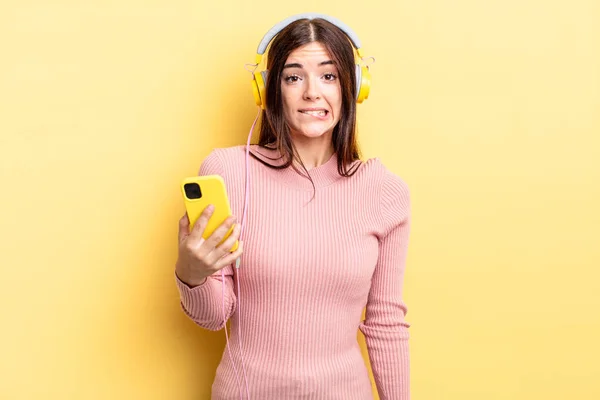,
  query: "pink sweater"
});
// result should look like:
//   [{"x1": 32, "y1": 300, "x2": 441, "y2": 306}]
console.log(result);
[{"x1": 176, "y1": 145, "x2": 411, "y2": 400}]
